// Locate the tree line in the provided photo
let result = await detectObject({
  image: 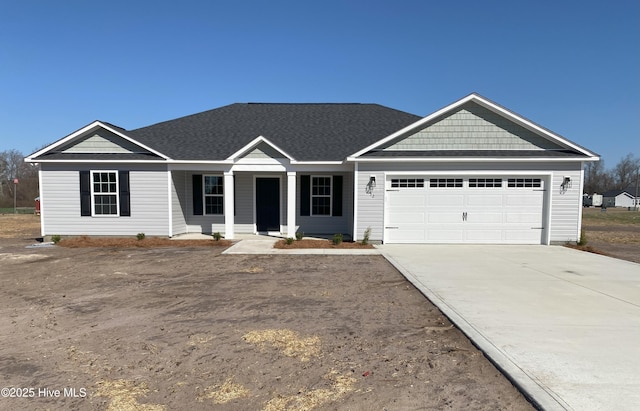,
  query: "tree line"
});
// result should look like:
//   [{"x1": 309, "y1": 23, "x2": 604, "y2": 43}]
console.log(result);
[{"x1": 584, "y1": 153, "x2": 640, "y2": 195}]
